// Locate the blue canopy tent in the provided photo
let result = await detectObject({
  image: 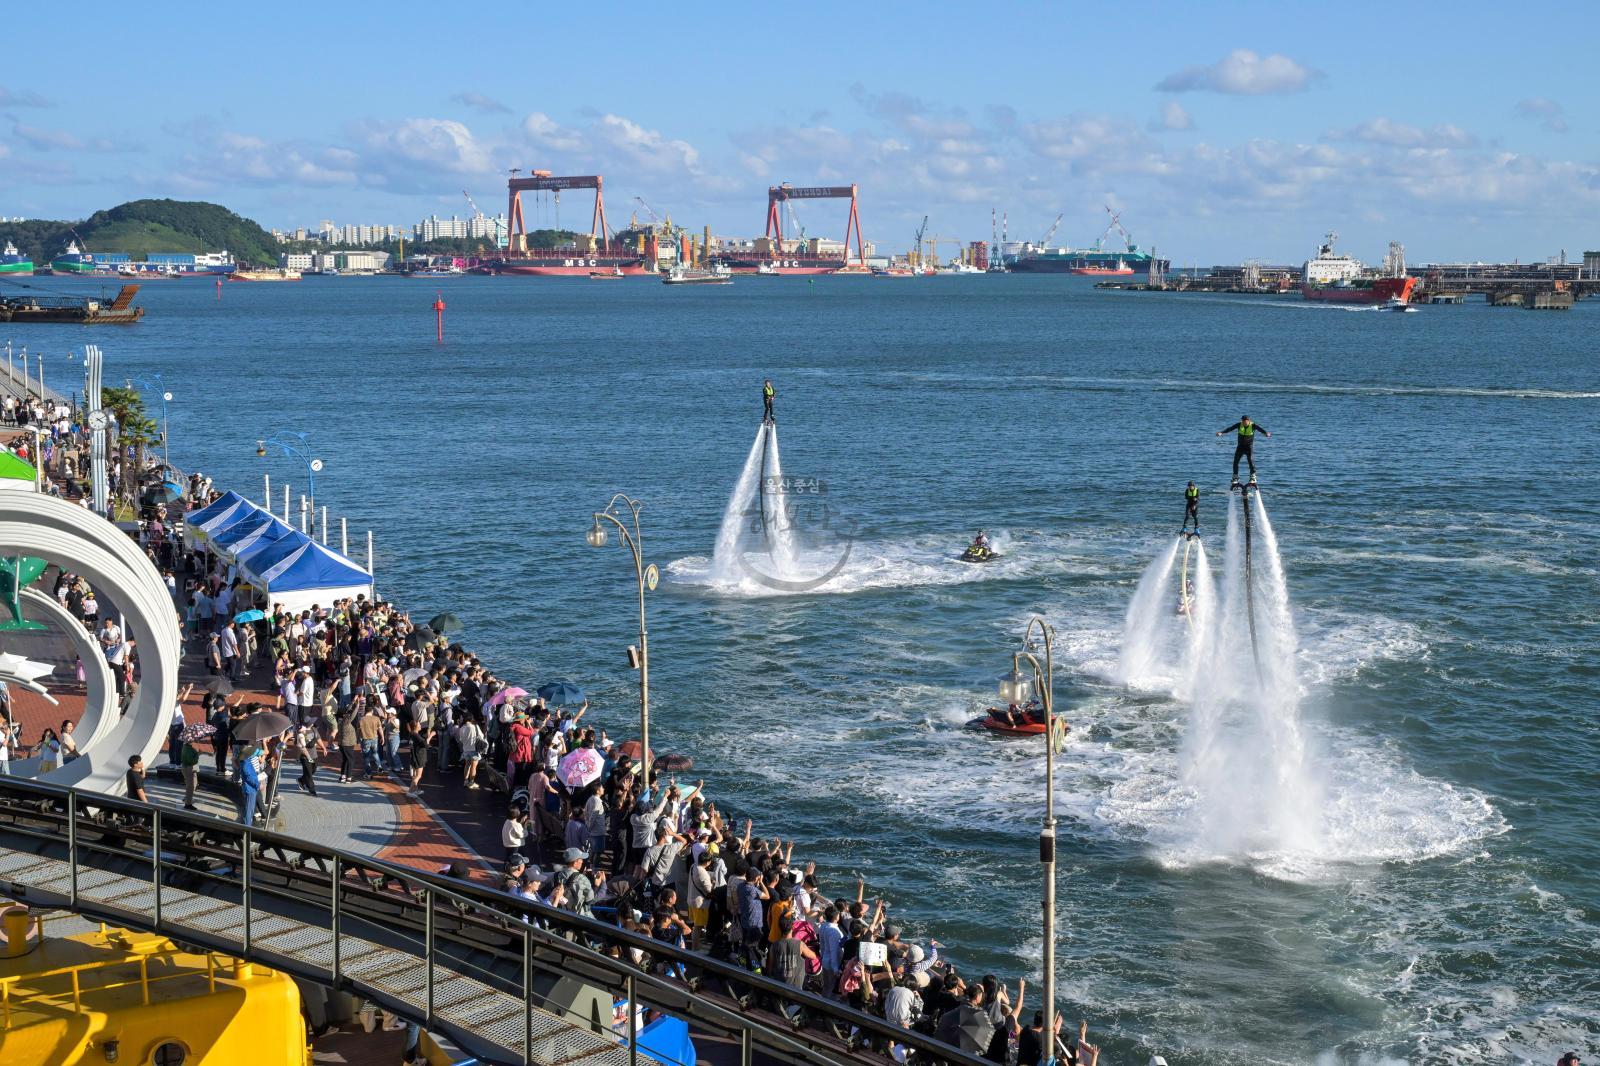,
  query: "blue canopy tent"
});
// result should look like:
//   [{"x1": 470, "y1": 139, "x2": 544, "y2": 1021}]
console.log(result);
[
  {"x1": 185, "y1": 491, "x2": 249, "y2": 527},
  {"x1": 244, "y1": 536, "x2": 374, "y2": 613},
  {"x1": 182, "y1": 492, "x2": 254, "y2": 546},
  {"x1": 236, "y1": 530, "x2": 315, "y2": 582},
  {"x1": 210, "y1": 509, "x2": 279, "y2": 551},
  {"x1": 220, "y1": 514, "x2": 297, "y2": 562}
]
